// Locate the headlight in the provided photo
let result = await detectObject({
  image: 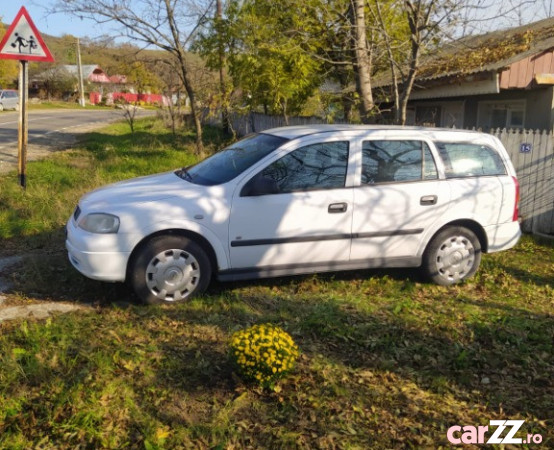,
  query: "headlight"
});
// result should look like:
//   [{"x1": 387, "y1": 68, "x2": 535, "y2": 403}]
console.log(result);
[{"x1": 78, "y1": 213, "x2": 120, "y2": 234}]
